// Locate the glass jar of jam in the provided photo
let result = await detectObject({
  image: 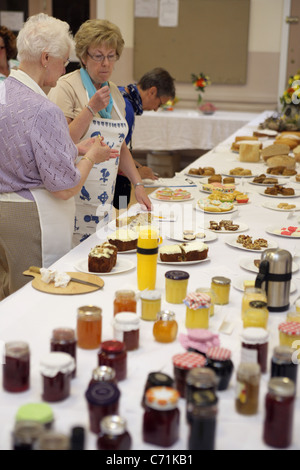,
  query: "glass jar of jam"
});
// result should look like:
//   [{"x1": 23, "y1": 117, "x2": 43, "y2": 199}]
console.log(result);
[
  {"x1": 113, "y1": 313, "x2": 140, "y2": 351},
  {"x1": 186, "y1": 367, "x2": 217, "y2": 422},
  {"x1": 188, "y1": 390, "x2": 218, "y2": 450},
  {"x1": 263, "y1": 377, "x2": 295, "y2": 448},
  {"x1": 241, "y1": 287, "x2": 267, "y2": 320},
  {"x1": 3, "y1": 341, "x2": 30, "y2": 393},
  {"x1": 195, "y1": 287, "x2": 216, "y2": 316},
  {"x1": 165, "y1": 270, "x2": 189, "y2": 304},
  {"x1": 85, "y1": 382, "x2": 120, "y2": 434},
  {"x1": 12, "y1": 420, "x2": 45, "y2": 450},
  {"x1": 278, "y1": 321, "x2": 300, "y2": 350},
  {"x1": 89, "y1": 366, "x2": 117, "y2": 386},
  {"x1": 240, "y1": 327, "x2": 269, "y2": 373},
  {"x1": 271, "y1": 345, "x2": 298, "y2": 385},
  {"x1": 97, "y1": 415, "x2": 132, "y2": 450},
  {"x1": 76, "y1": 305, "x2": 102, "y2": 350},
  {"x1": 40, "y1": 352, "x2": 75, "y2": 402},
  {"x1": 235, "y1": 362, "x2": 261, "y2": 415},
  {"x1": 205, "y1": 347, "x2": 234, "y2": 391},
  {"x1": 50, "y1": 327, "x2": 77, "y2": 378},
  {"x1": 153, "y1": 310, "x2": 178, "y2": 343},
  {"x1": 184, "y1": 292, "x2": 211, "y2": 329},
  {"x1": 143, "y1": 386, "x2": 180, "y2": 447},
  {"x1": 98, "y1": 340, "x2": 127, "y2": 381},
  {"x1": 243, "y1": 300, "x2": 269, "y2": 329},
  {"x1": 113, "y1": 290, "x2": 137, "y2": 316},
  {"x1": 172, "y1": 351, "x2": 206, "y2": 398},
  {"x1": 141, "y1": 371, "x2": 174, "y2": 407},
  {"x1": 15, "y1": 403, "x2": 54, "y2": 430},
  {"x1": 140, "y1": 290, "x2": 161, "y2": 321},
  {"x1": 38, "y1": 432, "x2": 70, "y2": 450},
  {"x1": 210, "y1": 276, "x2": 231, "y2": 305}
]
